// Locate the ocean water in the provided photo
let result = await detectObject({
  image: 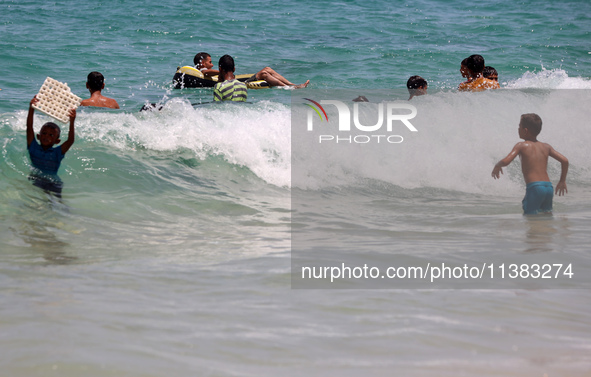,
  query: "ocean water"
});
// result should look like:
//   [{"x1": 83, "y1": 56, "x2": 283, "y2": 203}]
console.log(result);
[{"x1": 1, "y1": 0, "x2": 591, "y2": 376}]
